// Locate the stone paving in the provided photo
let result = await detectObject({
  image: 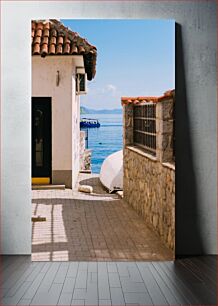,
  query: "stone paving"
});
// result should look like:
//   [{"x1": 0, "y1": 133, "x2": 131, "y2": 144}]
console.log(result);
[{"x1": 32, "y1": 173, "x2": 173, "y2": 261}]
